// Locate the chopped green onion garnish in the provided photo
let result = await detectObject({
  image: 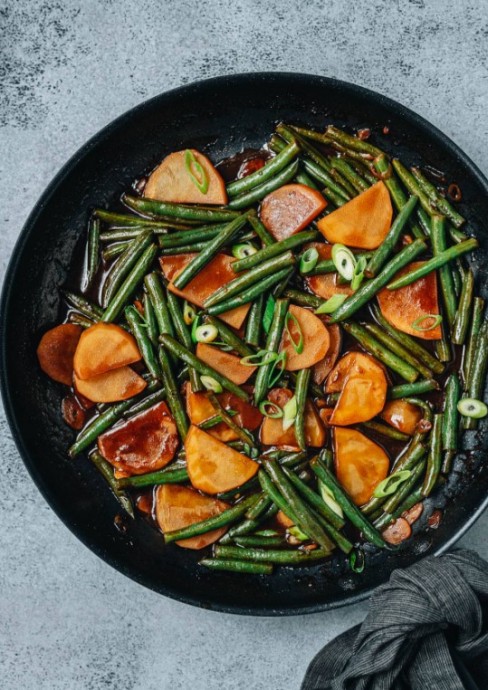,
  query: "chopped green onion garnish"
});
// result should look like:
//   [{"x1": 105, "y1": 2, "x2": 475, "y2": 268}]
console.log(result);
[
  {"x1": 411, "y1": 314, "x2": 443, "y2": 331},
  {"x1": 332, "y1": 244, "x2": 356, "y2": 281},
  {"x1": 267, "y1": 351, "x2": 287, "y2": 388},
  {"x1": 349, "y1": 549, "x2": 365, "y2": 573},
  {"x1": 285, "y1": 311, "x2": 304, "y2": 354},
  {"x1": 318, "y1": 480, "x2": 343, "y2": 518},
  {"x1": 373, "y1": 470, "x2": 411, "y2": 498},
  {"x1": 232, "y1": 242, "x2": 257, "y2": 259},
  {"x1": 240, "y1": 349, "x2": 279, "y2": 367},
  {"x1": 191, "y1": 314, "x2": 202, "y2": 343},
  {"x1": 184, "y1": 149, "x2": 209, "y2": 194},
  {"x1": 315, "y1": 293, "x2": 348, "y2": 315},
  {"x1": 457, "y1": 398, "x2": 488, "y2": 419},
  {"x1": 288, "y1": 525, "x2": 309, "y2": 542},
  {"x1": 263, "y1": 294, "x2": 276, "y2": 334},
  {"x1": 183, "y1": 300, "x2": 197, "y2": 325},
  {"x1": 282, "y1": 395, "x2": 297, "y2": 431},
  {"x1": 259, "y1": 400, "x2": 283, "y2": 418},
  {"x1": 194, "y1": 324, "x2": 218, "y2": 343},
  {"x1": 351, "y1": 255, "x2": 367, "y2": 291},
  {"x1": 299, "y1": 247, "x2": 319, "y2": 274},
  {"x1": 200, "y1": 375, "x2": 222, "y2": 393}
]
